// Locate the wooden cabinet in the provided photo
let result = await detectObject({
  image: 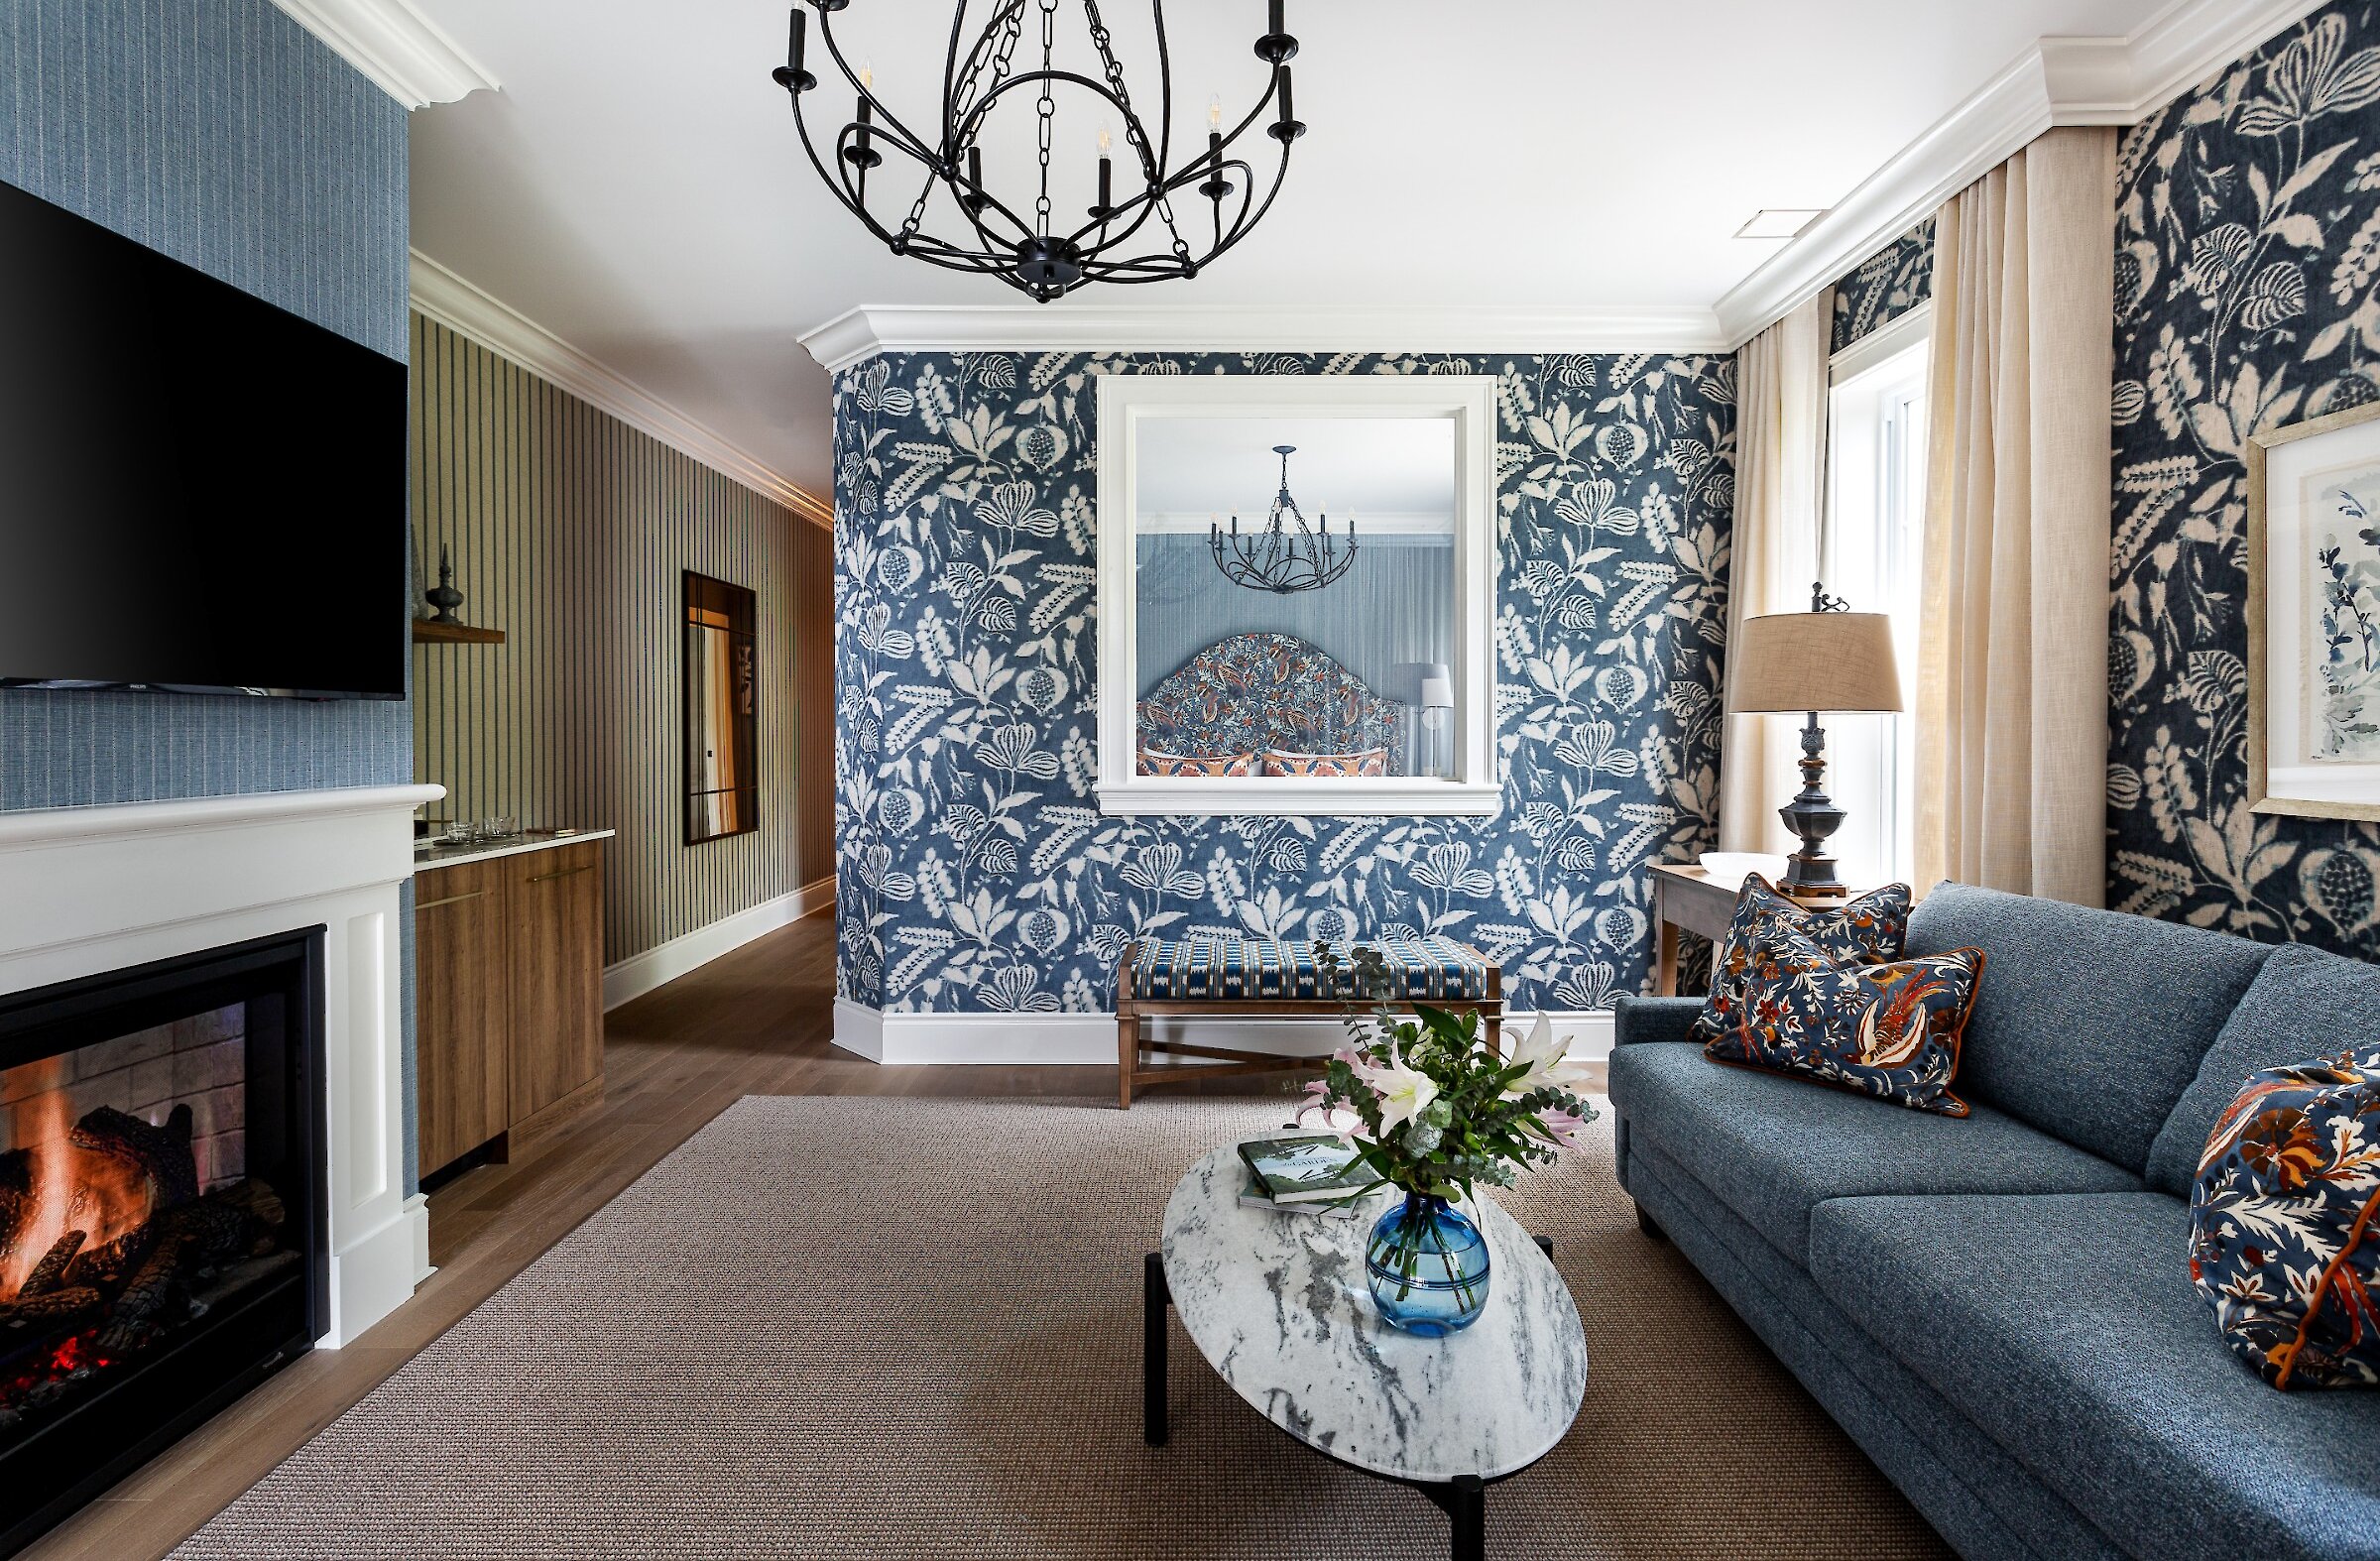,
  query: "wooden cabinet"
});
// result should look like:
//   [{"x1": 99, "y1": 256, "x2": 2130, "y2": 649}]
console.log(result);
[
  {"x1": 415, "y1": 858, "x2": 511, "y2": 1173},
  {"x1": 506, "y1": 842, "x2": 604, "y2": 1122},
  {"x1": 415, "y1": 839, "x2": 606, "y2": 1176}
]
